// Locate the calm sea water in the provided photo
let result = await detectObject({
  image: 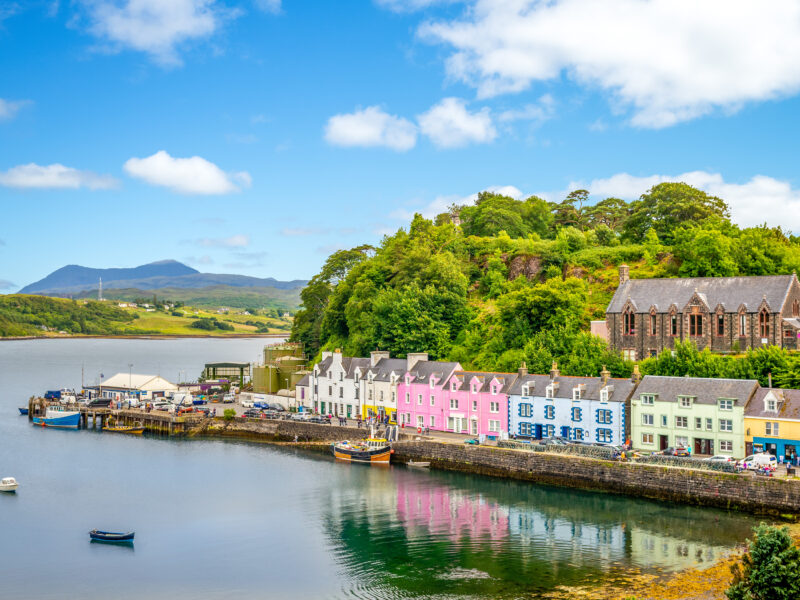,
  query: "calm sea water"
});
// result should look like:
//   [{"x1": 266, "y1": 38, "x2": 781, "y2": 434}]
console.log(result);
[{"x1": 0, "y1": 338, "x2": 758, "y2": 599}]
